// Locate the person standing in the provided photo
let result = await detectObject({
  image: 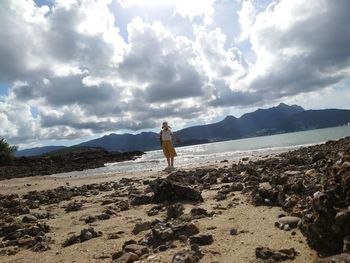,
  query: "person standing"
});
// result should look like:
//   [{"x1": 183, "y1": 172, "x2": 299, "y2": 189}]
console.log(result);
[{"x1": 160, "y1": 121, "x2": 178, "y2": 171}]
